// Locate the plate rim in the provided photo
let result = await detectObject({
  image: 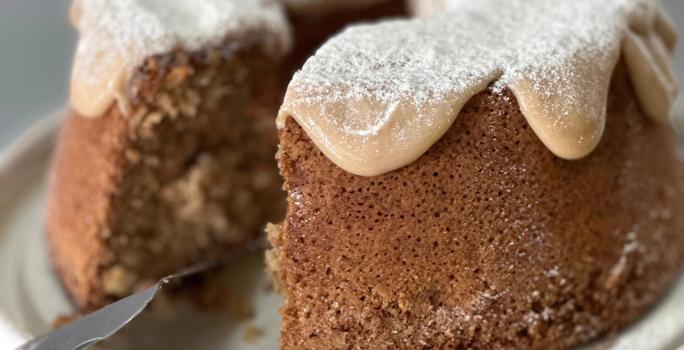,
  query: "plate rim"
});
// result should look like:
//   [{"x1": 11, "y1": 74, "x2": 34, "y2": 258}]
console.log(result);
[{"x1": 0, "y1": 110, "x2": 63, "y2": 344}]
